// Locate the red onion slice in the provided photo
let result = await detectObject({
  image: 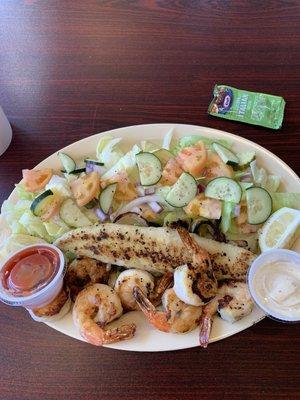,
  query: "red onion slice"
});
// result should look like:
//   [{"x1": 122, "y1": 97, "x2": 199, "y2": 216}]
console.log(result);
[
  {"x1": 148, "y1": 201, "x2": 163, "y2": 214},
  {"x1": 94, "y1": 207, "x2": 108, "y2": 221},
  {"x1": 110, "y1": 194, "x2": 162, "y2": 221}
]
